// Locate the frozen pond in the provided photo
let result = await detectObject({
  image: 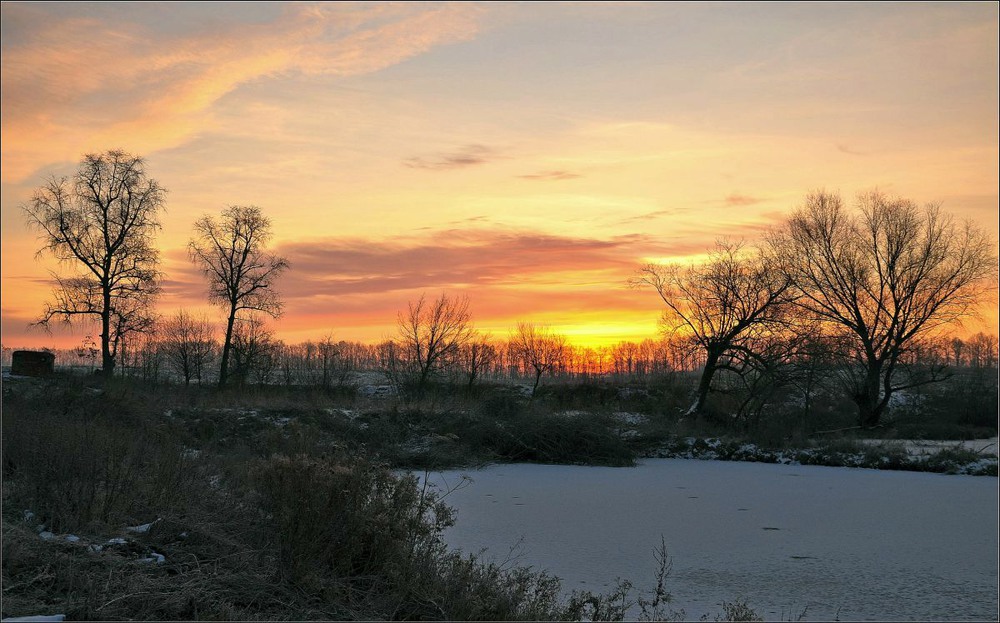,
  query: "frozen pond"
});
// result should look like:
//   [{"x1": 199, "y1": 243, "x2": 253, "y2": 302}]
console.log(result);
[{"x1": 422, "y1": 459, "x2": 998, "y2": 621}]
